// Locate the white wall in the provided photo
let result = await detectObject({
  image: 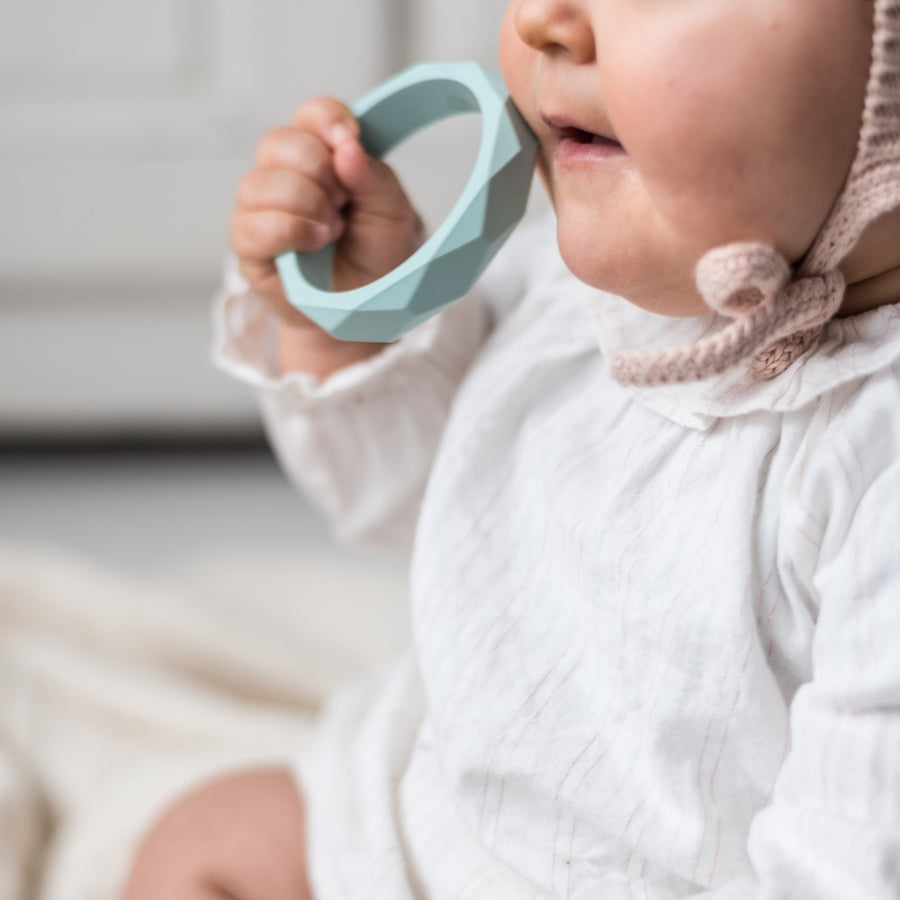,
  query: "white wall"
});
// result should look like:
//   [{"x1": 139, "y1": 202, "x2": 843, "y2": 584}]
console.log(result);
[{"x1": 0, "y1": 0, "x2": 541, "y2": 438}]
